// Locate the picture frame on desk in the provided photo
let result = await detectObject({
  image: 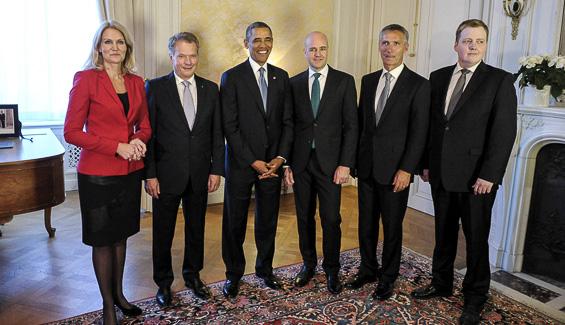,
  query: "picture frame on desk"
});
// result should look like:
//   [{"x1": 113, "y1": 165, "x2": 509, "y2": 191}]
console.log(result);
[{"x1": 0, "y1": 104, "x2": 21, "y2": 137}]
